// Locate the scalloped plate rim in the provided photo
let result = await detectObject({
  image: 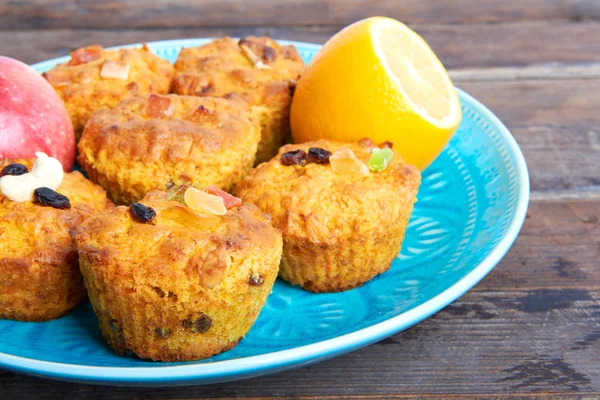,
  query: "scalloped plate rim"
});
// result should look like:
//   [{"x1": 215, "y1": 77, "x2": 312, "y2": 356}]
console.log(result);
[{"x1": 0, "y1": 38, "x2": 530, "y2": 386}]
